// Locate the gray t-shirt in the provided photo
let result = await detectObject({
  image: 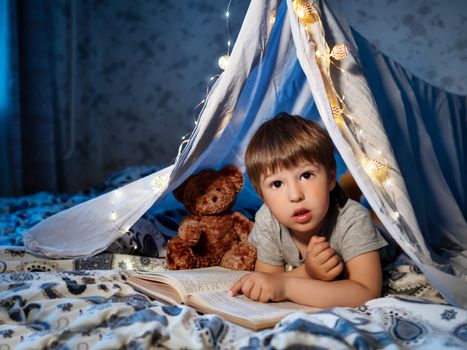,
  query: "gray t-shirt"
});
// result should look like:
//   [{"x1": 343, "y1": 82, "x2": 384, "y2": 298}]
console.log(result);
[{"x1": 249, "y1": 199, "x2": 387, "y2": 268}]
